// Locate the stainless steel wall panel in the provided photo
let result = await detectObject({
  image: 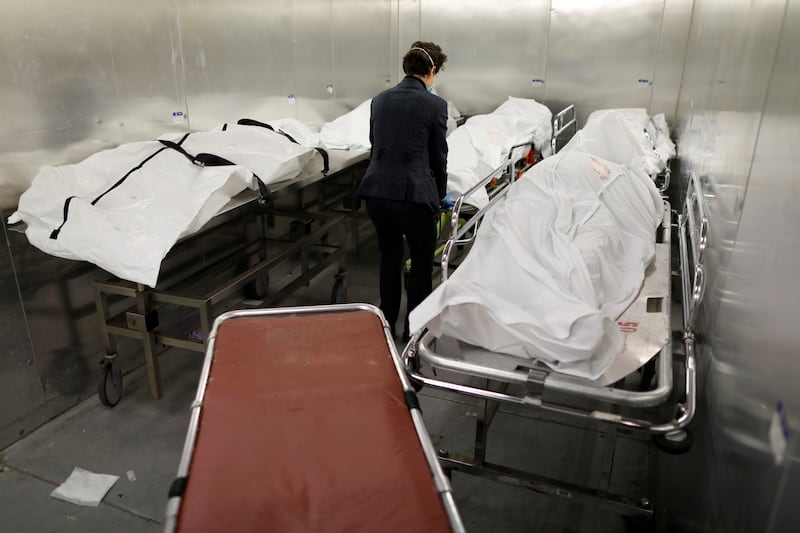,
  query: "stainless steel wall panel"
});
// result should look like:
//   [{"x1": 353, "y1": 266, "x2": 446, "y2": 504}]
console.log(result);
[
  {"x1": 546, "y1": 0, "x2": 665, "y2": 125},
  {"x1": 397, "y1": 0, "x2": 421, "y2": 80},
  {"x1": 680, "y1": 0, "x2": 783, "y2": 333},
  {"x1": 418, "y1": 0, "x2": 550, "y2": 115},
  {"x1": 705, "y1": 0, "x2": 799, "y2": 526},
  {"x1": 0, "y1": 217, "x2": 43, "y2": 448},
  {"x1": 292, "y1": 0, "x2": 338, "y2": 125},
  {"x1": 332, "y1": 0, "x2": 393, "y2": 114},
  {"x1": 673, "y1": 0, "x2": 728, "y2": 177},
  {"x1": 648, "y1": 0, "x2": 693, "y2": 121},
  {"x1": 177, "y1": 0, "x2": 296, "y2": 129},
  {"x1": 0, "y1": 0, "x2": 186, "y2": 210},
  {"x1": 670, "y1": 0, "x2": 799, "y2": 530}
]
